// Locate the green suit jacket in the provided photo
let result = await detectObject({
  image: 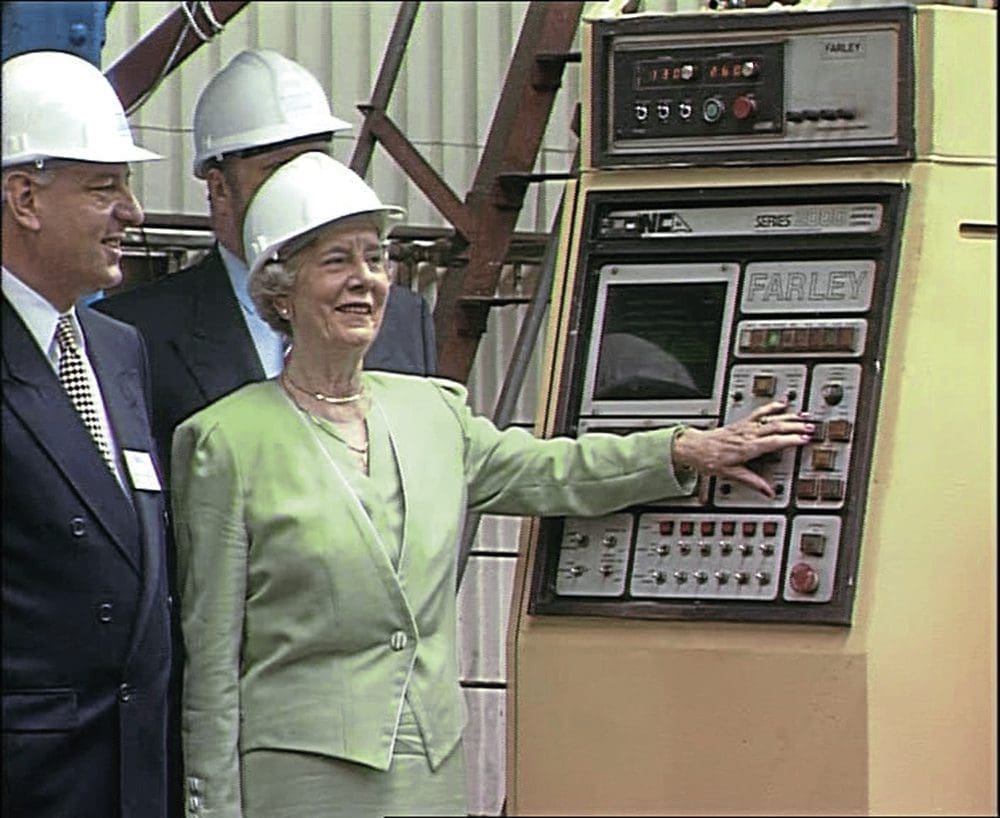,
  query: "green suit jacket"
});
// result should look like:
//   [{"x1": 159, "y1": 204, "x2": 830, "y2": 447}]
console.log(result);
[{"x1": 171, "y1": 373, "x2": 693, "y2": 817}]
